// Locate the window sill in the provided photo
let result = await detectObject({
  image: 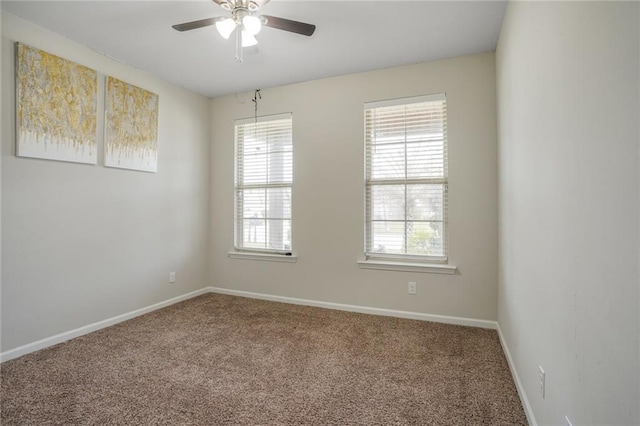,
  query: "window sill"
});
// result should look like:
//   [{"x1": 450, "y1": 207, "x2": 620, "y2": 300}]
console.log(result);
[
  {"x1": 227, "y1": 251, "x2": 298, "y2": 263},
  {"x1": 357, "y1": 260, "x2": 457, "y2": 274}
]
